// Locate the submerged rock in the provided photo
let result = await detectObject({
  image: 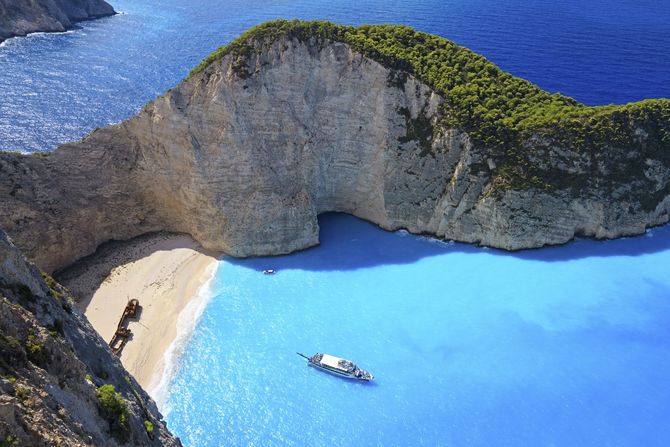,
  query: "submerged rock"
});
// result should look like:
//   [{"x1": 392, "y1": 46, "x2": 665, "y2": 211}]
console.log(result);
[
  {"x1": 0, "y1": 20, "x2": 669, "y2": 273},
  {"x1": 0, "y1": 0, "x2": 116, "y2": 43}
]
